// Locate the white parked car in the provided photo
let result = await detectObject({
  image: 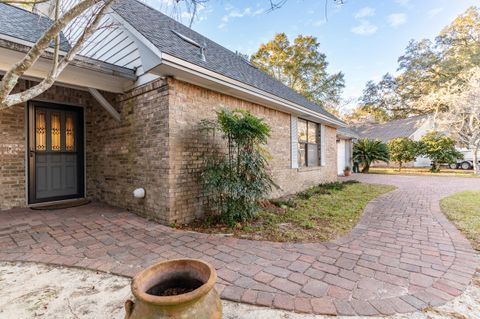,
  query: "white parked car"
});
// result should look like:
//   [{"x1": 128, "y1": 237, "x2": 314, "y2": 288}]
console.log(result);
[
  {"x1": 449, "y1": 160, "x2": 479, "y2": 170},
  {"x1": 449, "y1": 149, "x2": 480, "y2": 170}
]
